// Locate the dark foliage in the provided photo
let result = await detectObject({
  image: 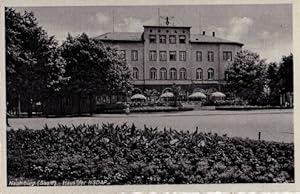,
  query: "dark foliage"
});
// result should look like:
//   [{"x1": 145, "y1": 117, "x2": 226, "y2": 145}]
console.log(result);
[{"x1": 7, "y1": 124, "x2": 294, "y2": 185}]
